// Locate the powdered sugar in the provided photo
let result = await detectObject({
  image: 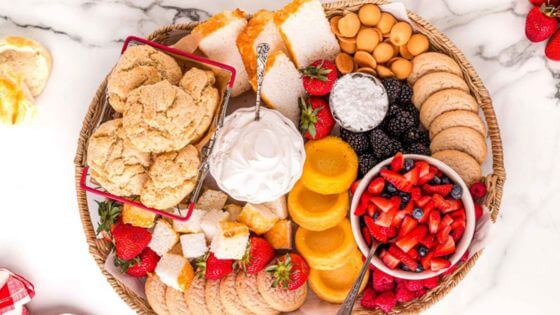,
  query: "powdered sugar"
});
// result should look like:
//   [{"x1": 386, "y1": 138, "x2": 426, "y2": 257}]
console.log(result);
[{"x1": 330, "y1": 73, "x2": 389, "y2": 132}]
